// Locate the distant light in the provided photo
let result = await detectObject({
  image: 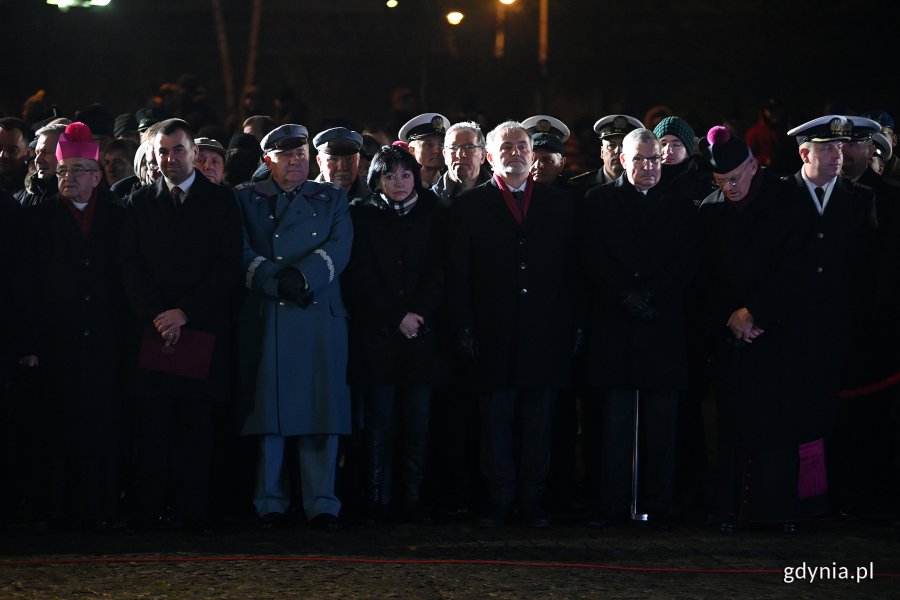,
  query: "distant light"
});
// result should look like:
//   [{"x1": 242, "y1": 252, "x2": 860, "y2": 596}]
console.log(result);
[
  {"x1": 47, "y1": 0, "x2": 112, "y2": 9},
  {"x1": 446, "y1": 11, "x2": 464, "y2": 25},
  {"x1": 386, "y1": 0, "x2": 398, "y2": 7},
  {"x1": 499, "y1": 0, "x2": 516, "y2": 5}
]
